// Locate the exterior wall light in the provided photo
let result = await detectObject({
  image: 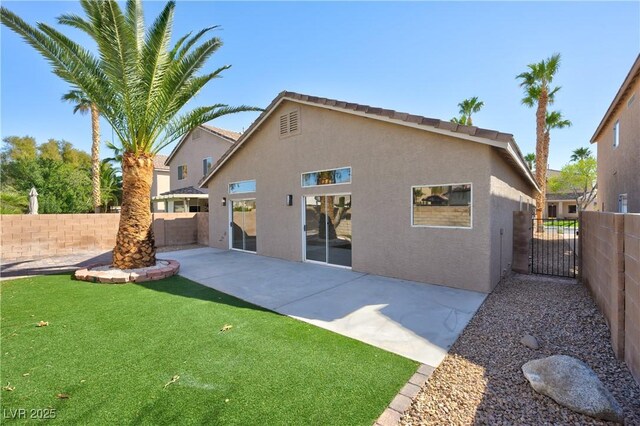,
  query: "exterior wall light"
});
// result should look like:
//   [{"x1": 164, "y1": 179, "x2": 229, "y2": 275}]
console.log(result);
[
  {"x1": 286, "y1": 194, "x2": 293, "y2": 206},
  {"x1": 221, "y1": 197, "x2": 227, "y2": 207}
]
